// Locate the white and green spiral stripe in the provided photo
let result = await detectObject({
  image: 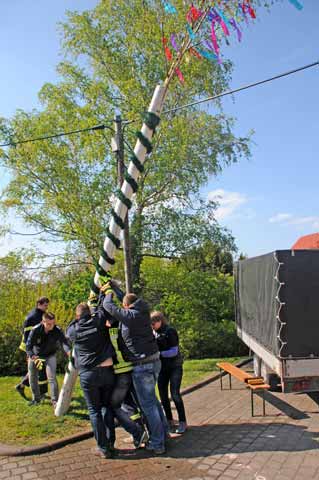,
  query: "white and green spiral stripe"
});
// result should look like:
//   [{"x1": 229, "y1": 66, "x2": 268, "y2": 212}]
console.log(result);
[{"x1": 90, "y1": 84, "x2": 166, "y2": 297}]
